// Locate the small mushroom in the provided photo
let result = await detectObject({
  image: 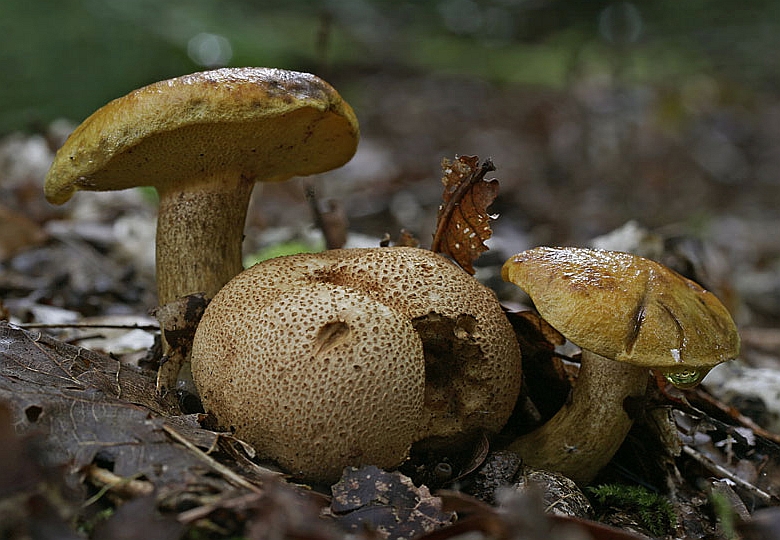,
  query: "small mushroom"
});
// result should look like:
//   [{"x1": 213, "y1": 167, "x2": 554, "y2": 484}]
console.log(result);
[
  {"x1": 190, "y1": 246, "x2": 522, "y2": 483},
  {"x1": 44, "y1": 67, "x2": 359, "y2": 390},
  {"x1": 502, "y1": 246, "x2": 739, "y2": 484}
]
